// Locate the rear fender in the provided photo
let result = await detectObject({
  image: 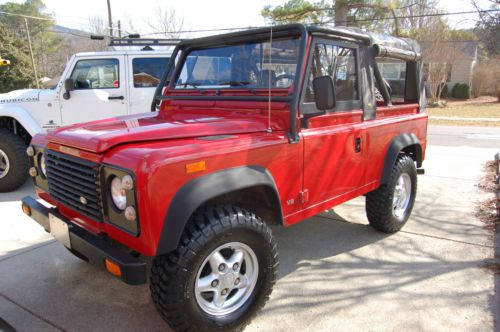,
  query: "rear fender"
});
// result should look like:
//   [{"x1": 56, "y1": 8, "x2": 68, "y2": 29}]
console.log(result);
[{"x1": 381, "y1": 133, "x2": 422, "y2": 184}]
